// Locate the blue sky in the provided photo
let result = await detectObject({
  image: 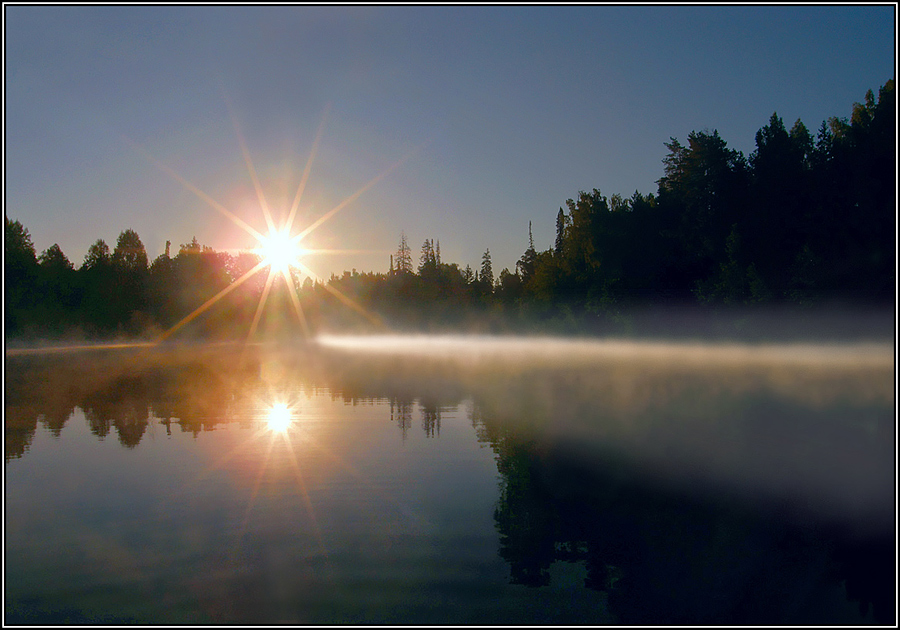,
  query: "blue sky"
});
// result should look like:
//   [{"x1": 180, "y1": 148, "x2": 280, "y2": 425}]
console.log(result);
[{"x1": 5, "y1": 5, "x2": 895, "y2": 280}]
